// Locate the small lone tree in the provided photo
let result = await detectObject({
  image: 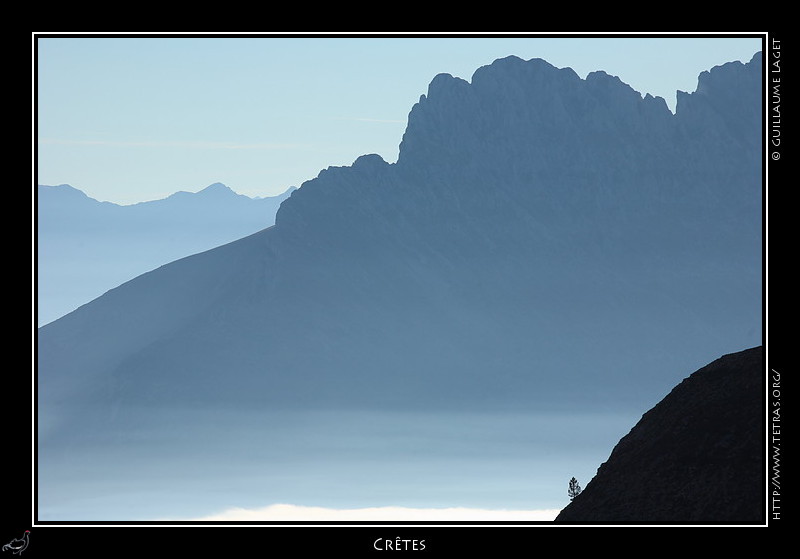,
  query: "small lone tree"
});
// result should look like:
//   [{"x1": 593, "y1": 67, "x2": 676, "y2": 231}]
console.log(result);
[{"x1": 568, "y1": 477, "x2": 582, "y2": 501}]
